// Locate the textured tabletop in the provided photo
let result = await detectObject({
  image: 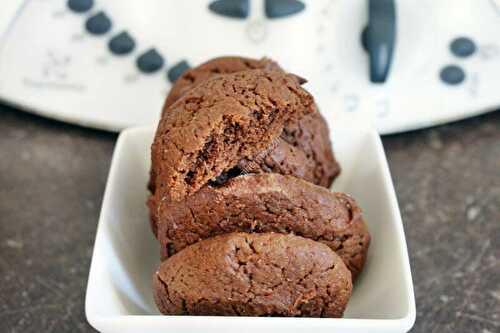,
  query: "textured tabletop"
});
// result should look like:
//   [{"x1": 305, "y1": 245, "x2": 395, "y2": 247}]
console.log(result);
[{"x1": 0, "y1": 104, "x2": 499, "y2": 333}]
